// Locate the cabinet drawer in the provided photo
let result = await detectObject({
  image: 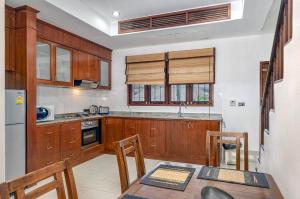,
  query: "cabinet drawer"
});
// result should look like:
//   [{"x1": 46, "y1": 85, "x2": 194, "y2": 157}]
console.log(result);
[
  {"x1": 62, "y1": 150, "x2": 81, "y2": 160},
  {"x1": 36, "y1": 124, "x2": 60, "y2": 153},
  {"x1": 40, "y1": 152, "x2": 61, "y2": 167},
  {"x1": 61, "y1": 121, "x2": 81, "y2": 159}
]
